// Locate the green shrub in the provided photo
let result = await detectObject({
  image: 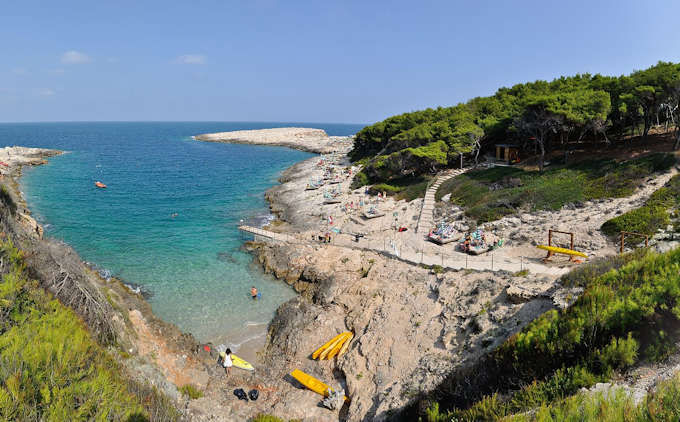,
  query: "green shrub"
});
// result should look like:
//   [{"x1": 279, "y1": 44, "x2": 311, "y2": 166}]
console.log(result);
[
  {"x1": 431, "y1": 265, "x2": 444, "y2": 274},
  {"x1": 601, "y1": 206, "x2": 669, "y2": 237},
  {"x1": 424, "y1": 247, "x2": 680, "y2": 420},
  {"x1": 371, "y1": 183, "x2": 402, "y2": 194},
  {"x1": 601, "y1": 174, "x2": 680, "y2": 239},
  {"x1": 0, "y1": 238, "x2": 148, "y2": 421},
  {"x1": 350, "y1": 171, "x2": 370, "y2": 189},
  {"x1": 560, "y1": 248, "x2": 649, "y2": 288},
  {"x1": 251, "y1": 415, "x2": 285, "y2": 422},
  {"x1": 642, "y1": 371, "x2": 680, "y2": 420},
  {"x1": 0, "y1": 185, "x2": 17, "y2": 215},
  {"x1": 596, "y1": 334, "x2": 638, "y2": 371},
  {"x1": 435, "y1": 154, "x2": 675, "y2": 223},
  {"x1": 507, "y1": 370, "x2": 680, "y2": 421},
  {"x1": 251, "y1": 415, "x2": 301, "y2": 422},
  {"x1": 179, "y1": 384, "x2": 203, "y2": 399}
]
